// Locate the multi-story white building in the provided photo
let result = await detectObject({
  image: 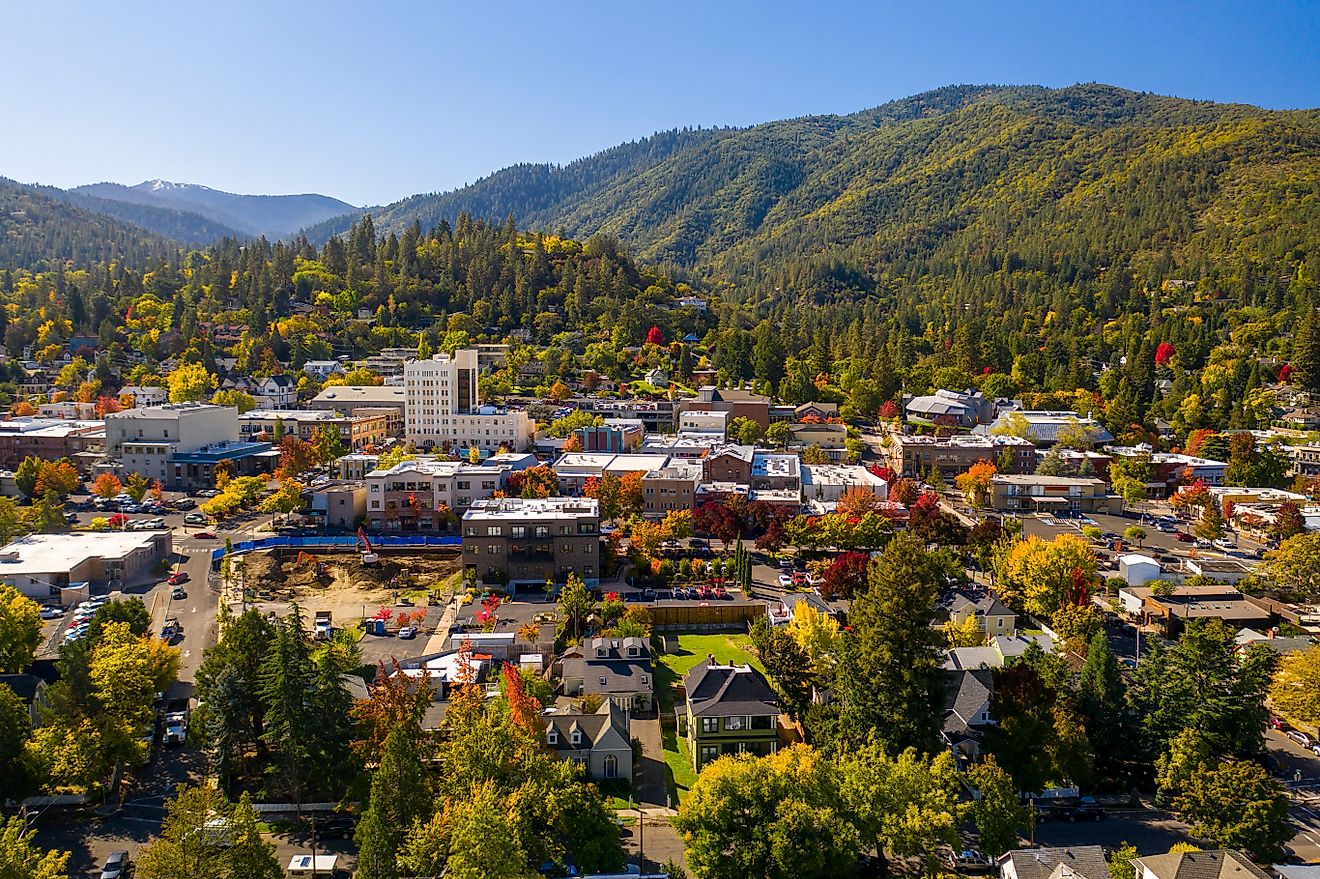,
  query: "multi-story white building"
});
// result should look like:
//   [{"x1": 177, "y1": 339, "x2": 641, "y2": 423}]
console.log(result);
[
  {"x1": 365, "y1": 457, "x2": 511, "y2": 531},
  {"x1": 404, "y1": 349, "x2": 534, "y2": 452}
]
